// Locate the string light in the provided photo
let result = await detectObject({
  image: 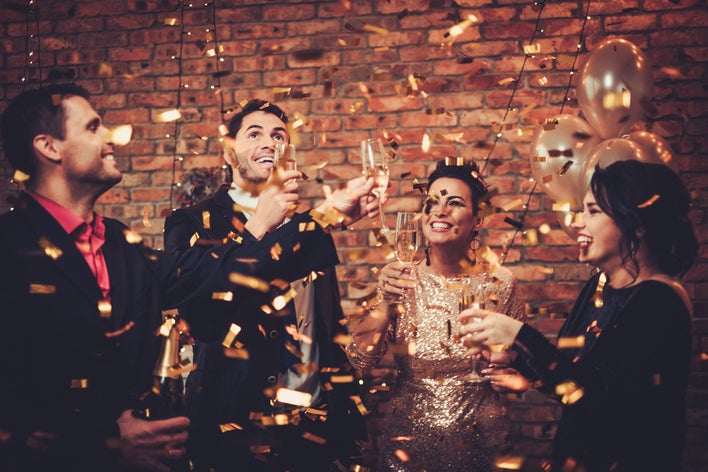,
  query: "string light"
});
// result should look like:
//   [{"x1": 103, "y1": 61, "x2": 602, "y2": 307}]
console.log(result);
[
  {"x1": 20, "y1": 0, "x2": 42, "y2": 89},
  {"x1": 560, "y1": 0, "x2": 593, "y2": 113},
  {"x1": 168, "y1": 1, "x2": 188, "y2": 212}
]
